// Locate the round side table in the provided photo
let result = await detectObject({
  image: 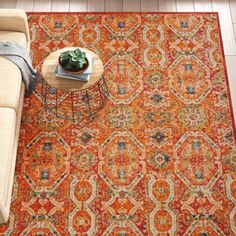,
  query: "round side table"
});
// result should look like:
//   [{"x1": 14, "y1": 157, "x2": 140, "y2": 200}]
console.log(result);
[{"x1": 41, "y1": 47, "x2": 109, "y2": 122}]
